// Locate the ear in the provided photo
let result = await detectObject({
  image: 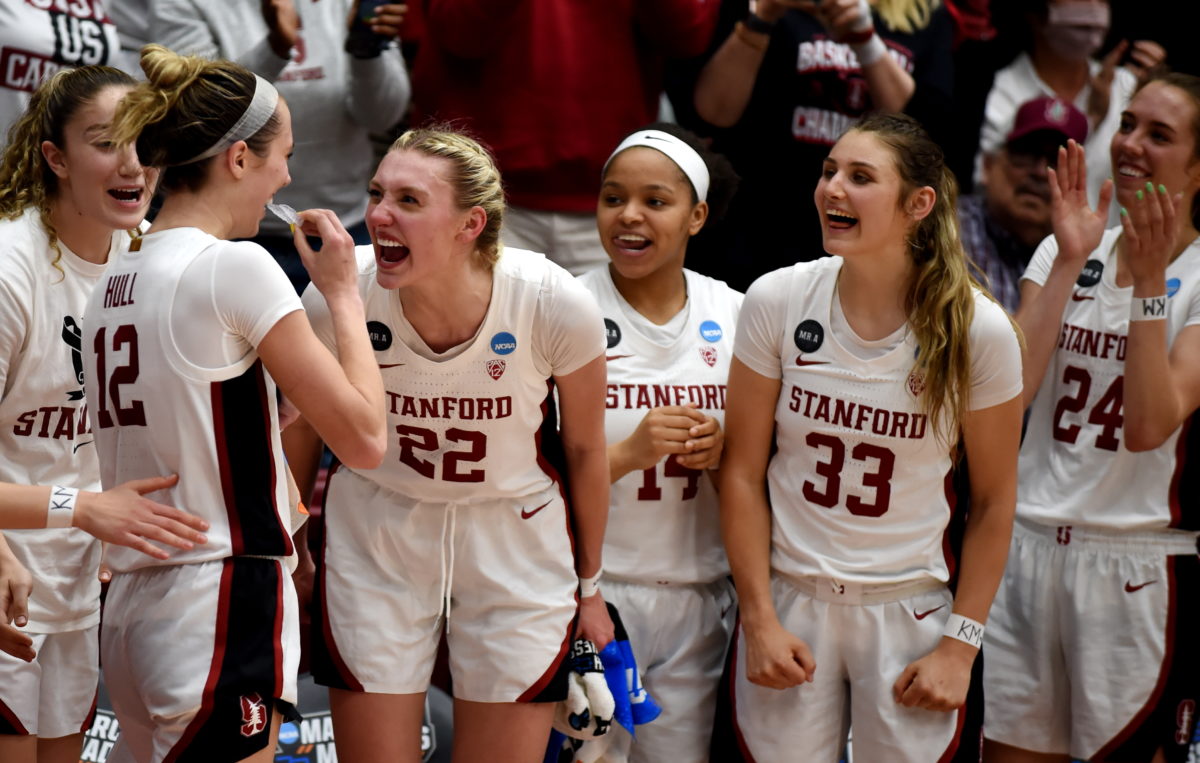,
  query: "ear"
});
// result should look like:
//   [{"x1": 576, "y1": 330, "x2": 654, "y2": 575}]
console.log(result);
[
  {"x1": 906, "y1": 186, "x2": 936, "y2": 222},
  {"x1": 41, "y1": 140, "x2": 68, "y2": 180},
  {"x1": 457, "y1": 206, "x2": 487, "y2": 243},
  {"x1": 687, "y1": 200, "x2": 709, "y2": 237},
  {"x1": 224, "y1": 140, "x2": 250, "y2": 179}
]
